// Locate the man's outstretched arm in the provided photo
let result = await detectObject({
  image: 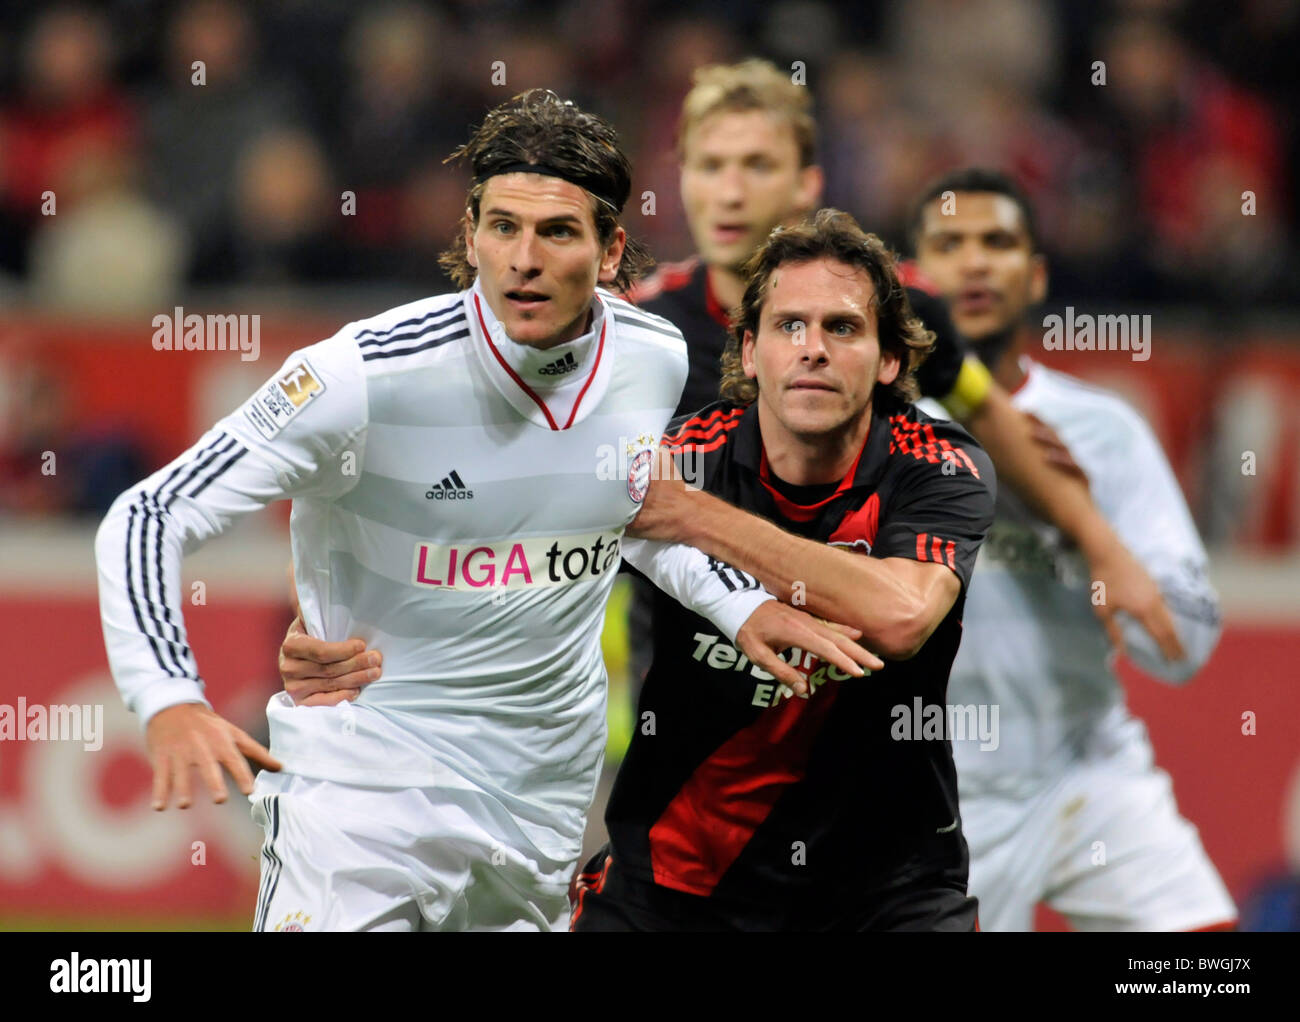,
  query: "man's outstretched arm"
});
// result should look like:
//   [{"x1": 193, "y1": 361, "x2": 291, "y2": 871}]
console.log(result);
[{"x1": 952, "y1": 368, "x2": 1185, "y2": 662}]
